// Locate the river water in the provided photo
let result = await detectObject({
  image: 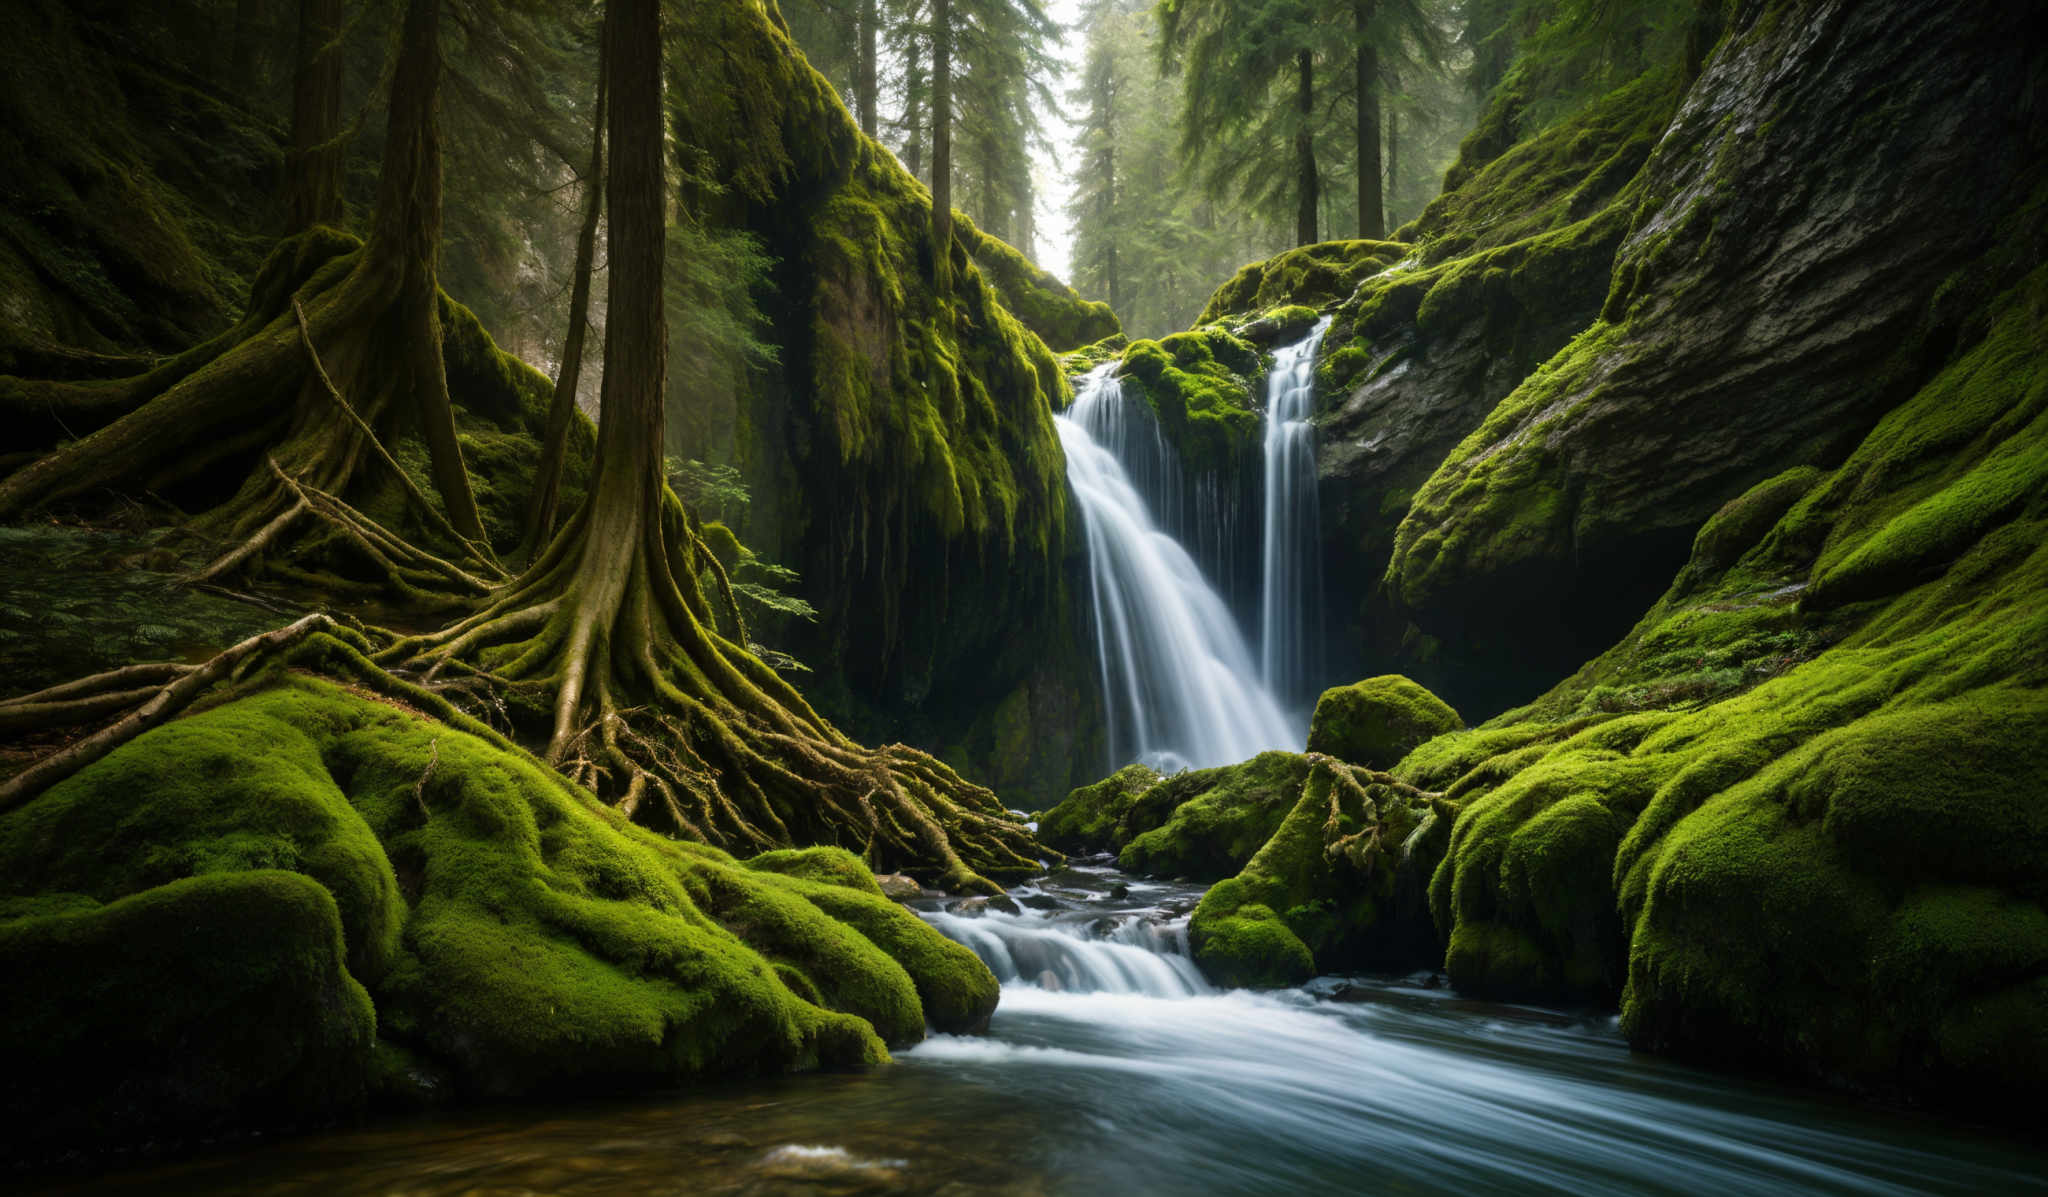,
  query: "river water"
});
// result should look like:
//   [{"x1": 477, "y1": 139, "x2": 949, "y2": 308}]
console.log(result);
[{"x1": 35, "y1": 860, "x2": 2045, "y2": 1197}]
